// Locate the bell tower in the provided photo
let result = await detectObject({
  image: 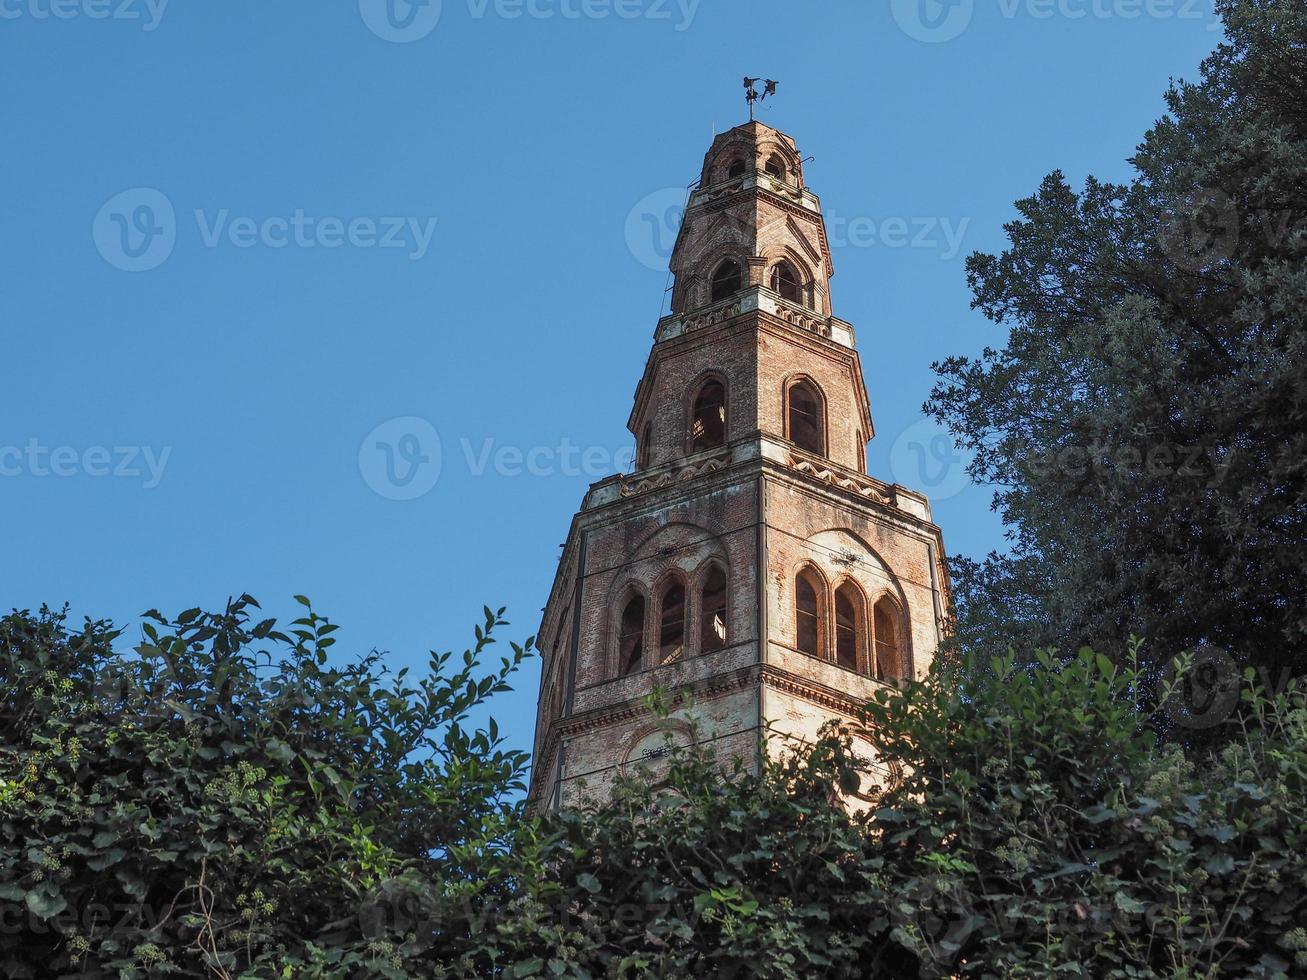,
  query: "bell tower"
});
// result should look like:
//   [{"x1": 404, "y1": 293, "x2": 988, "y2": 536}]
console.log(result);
[{"x1": 529, "y1": 120, "x2": 951, "y2": 809}]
